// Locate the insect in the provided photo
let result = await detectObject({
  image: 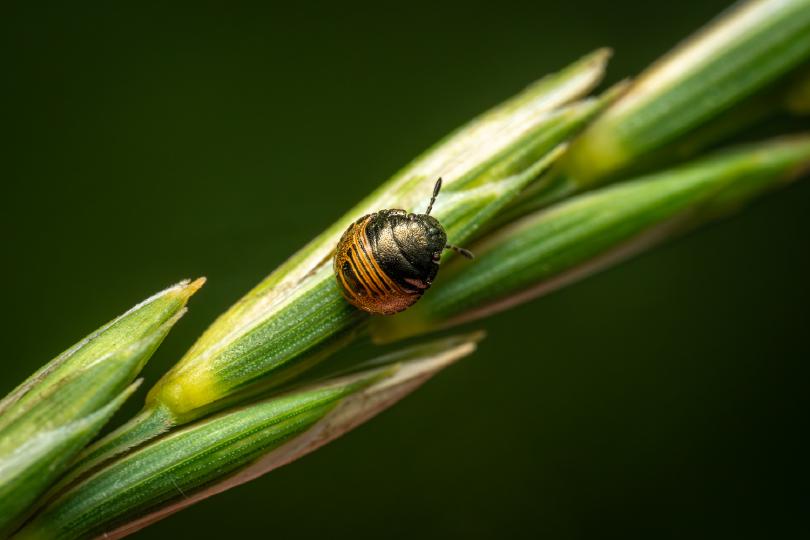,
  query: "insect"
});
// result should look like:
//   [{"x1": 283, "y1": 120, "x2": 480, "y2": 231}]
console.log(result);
[{"x1": 334, "y1": 178, "x2": 473, "y2": 315}]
